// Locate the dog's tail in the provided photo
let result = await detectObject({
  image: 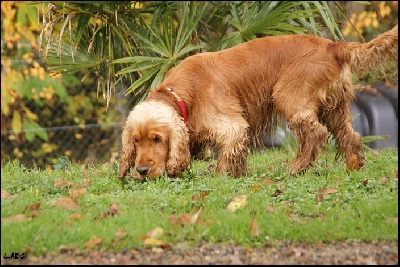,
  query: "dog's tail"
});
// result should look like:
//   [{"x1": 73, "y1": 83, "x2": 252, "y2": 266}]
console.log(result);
[{"x1": 333, "y1": 24, "x2": 398, "y2": 80}]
